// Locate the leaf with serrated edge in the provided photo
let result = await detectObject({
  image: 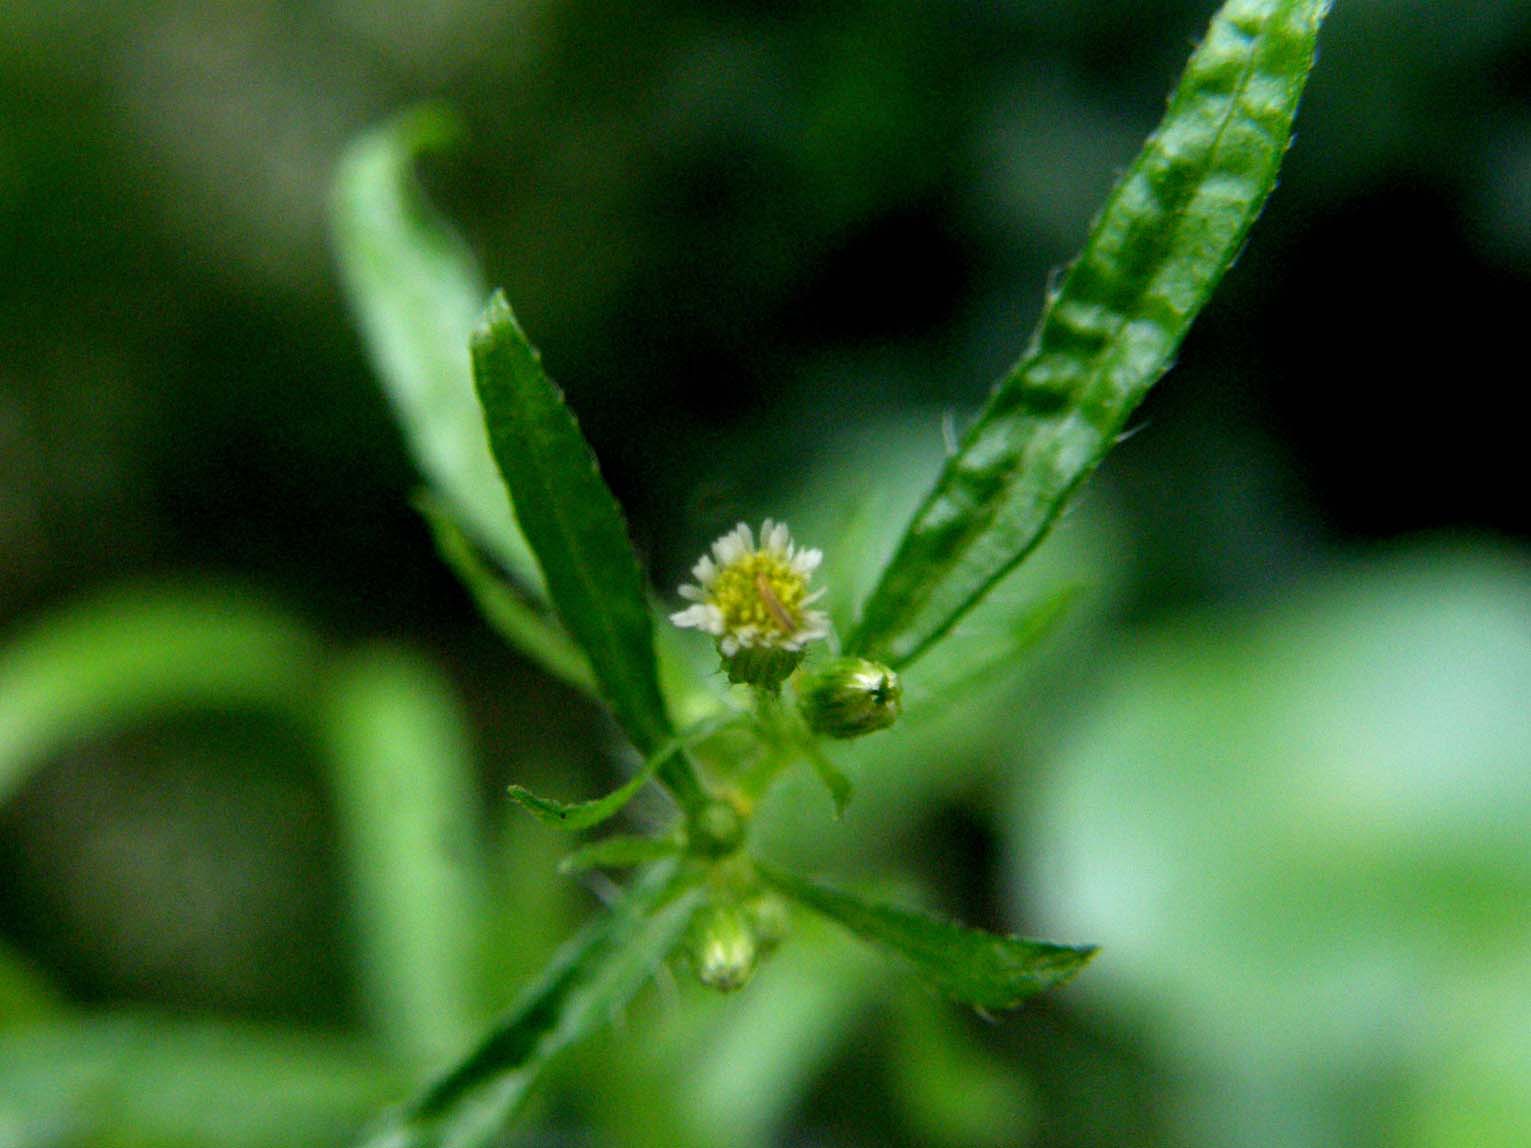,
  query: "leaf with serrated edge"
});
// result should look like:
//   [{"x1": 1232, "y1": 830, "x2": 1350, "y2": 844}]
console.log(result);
[
  {"x1": 356, "y1": 863, "x2": 699, "y2": 1148},
  {"x1": 850, "y1": 0, "x2": 1331, "y2": 668},
  {"x1": 471, "y1": 292, "x2": 680, "y2": 772},
  {"x1": 332, "y1": 105, "x2": 541, "y2": 589},
  {"x1": 759, "y1": 863, "x2": 1095, "y2": 1010}
]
